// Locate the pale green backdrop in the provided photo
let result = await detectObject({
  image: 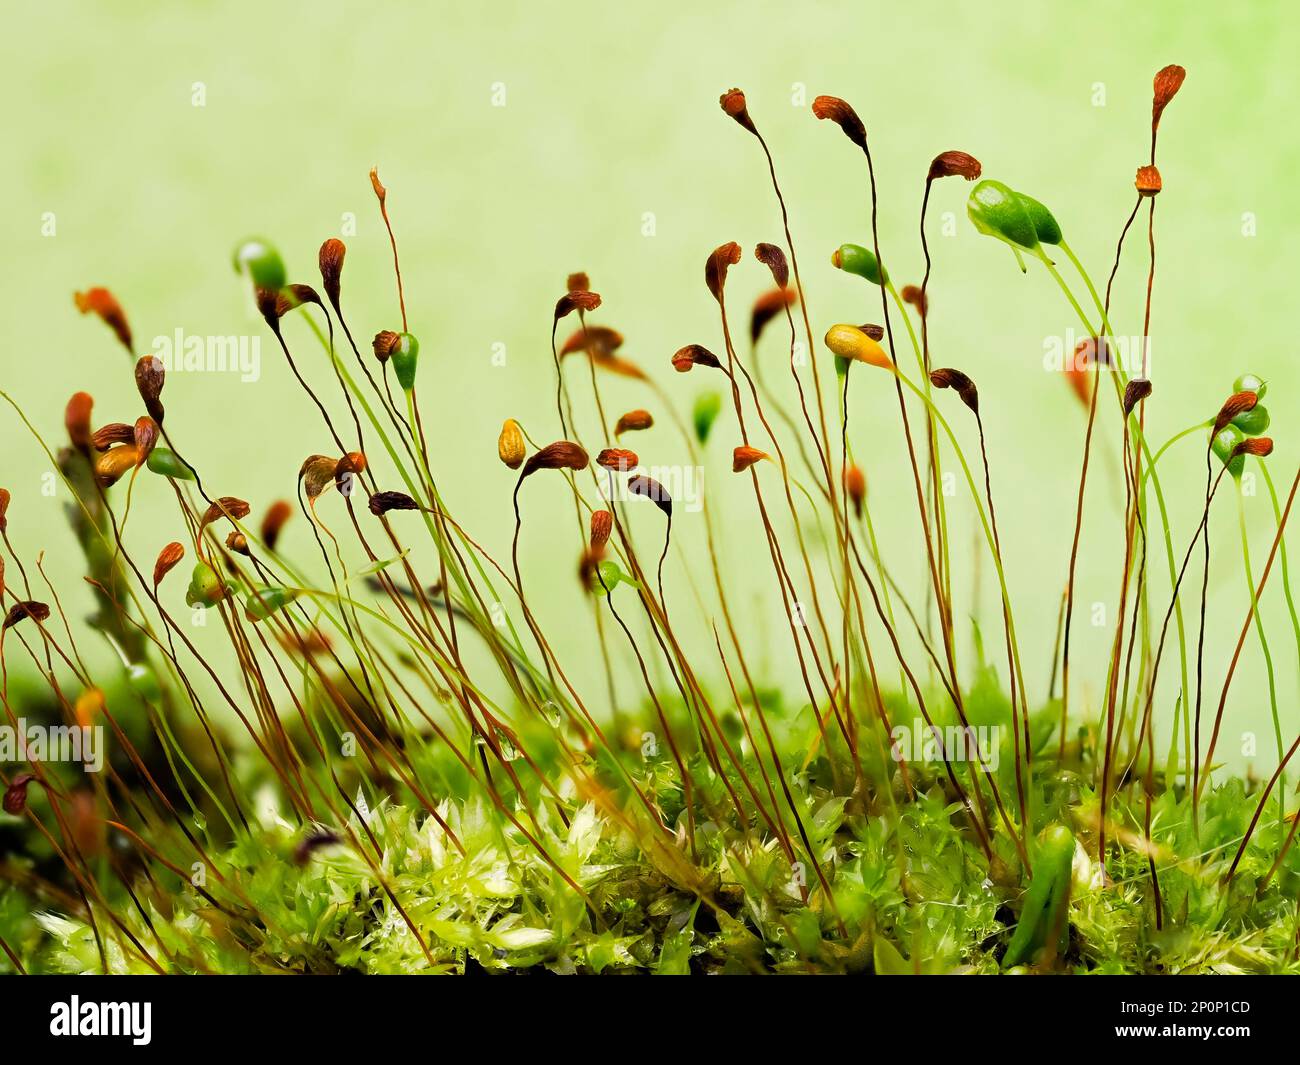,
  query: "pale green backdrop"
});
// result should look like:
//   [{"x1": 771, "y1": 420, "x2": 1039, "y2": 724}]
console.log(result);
[{"x1": 3, "y1": 1, "x2": 1297, "y2": 768}]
